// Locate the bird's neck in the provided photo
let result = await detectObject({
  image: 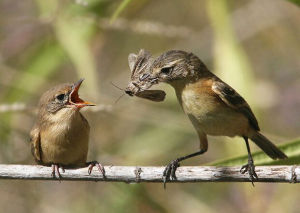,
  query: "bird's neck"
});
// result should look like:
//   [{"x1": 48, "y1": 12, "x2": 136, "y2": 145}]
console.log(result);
[
  {"x1": 169, "y1": 78, "x2": 195, "y2": 106},
  {"x1": 39, "y1": 108, "x2": 83, "y2": 130},
  {"x1": 169, "y1": 69, "x2": 211, "y2": 89},
  {"x1": 169, "y1": 70, "x2": 214, "y2": 105}
]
